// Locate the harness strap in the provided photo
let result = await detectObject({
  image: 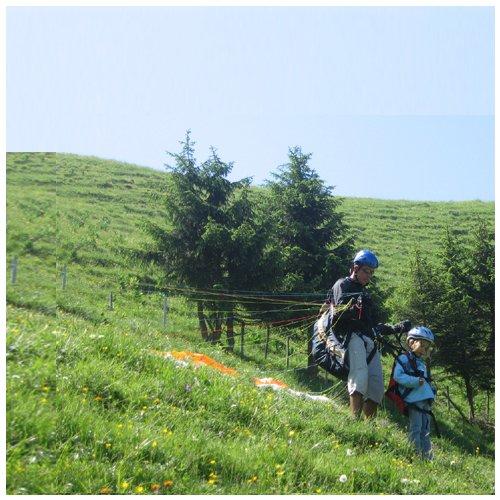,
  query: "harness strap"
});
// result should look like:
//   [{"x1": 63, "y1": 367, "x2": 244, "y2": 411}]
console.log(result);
[
  {"x1": 365, "y1": 340, "x2": 377, "y2": 365},
  {"x1": 395, "y1": 353, "x2": 432, "y2": 384},
  {"x1": 407, "y1": 403, "x2": 441, "y2": 438}
]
